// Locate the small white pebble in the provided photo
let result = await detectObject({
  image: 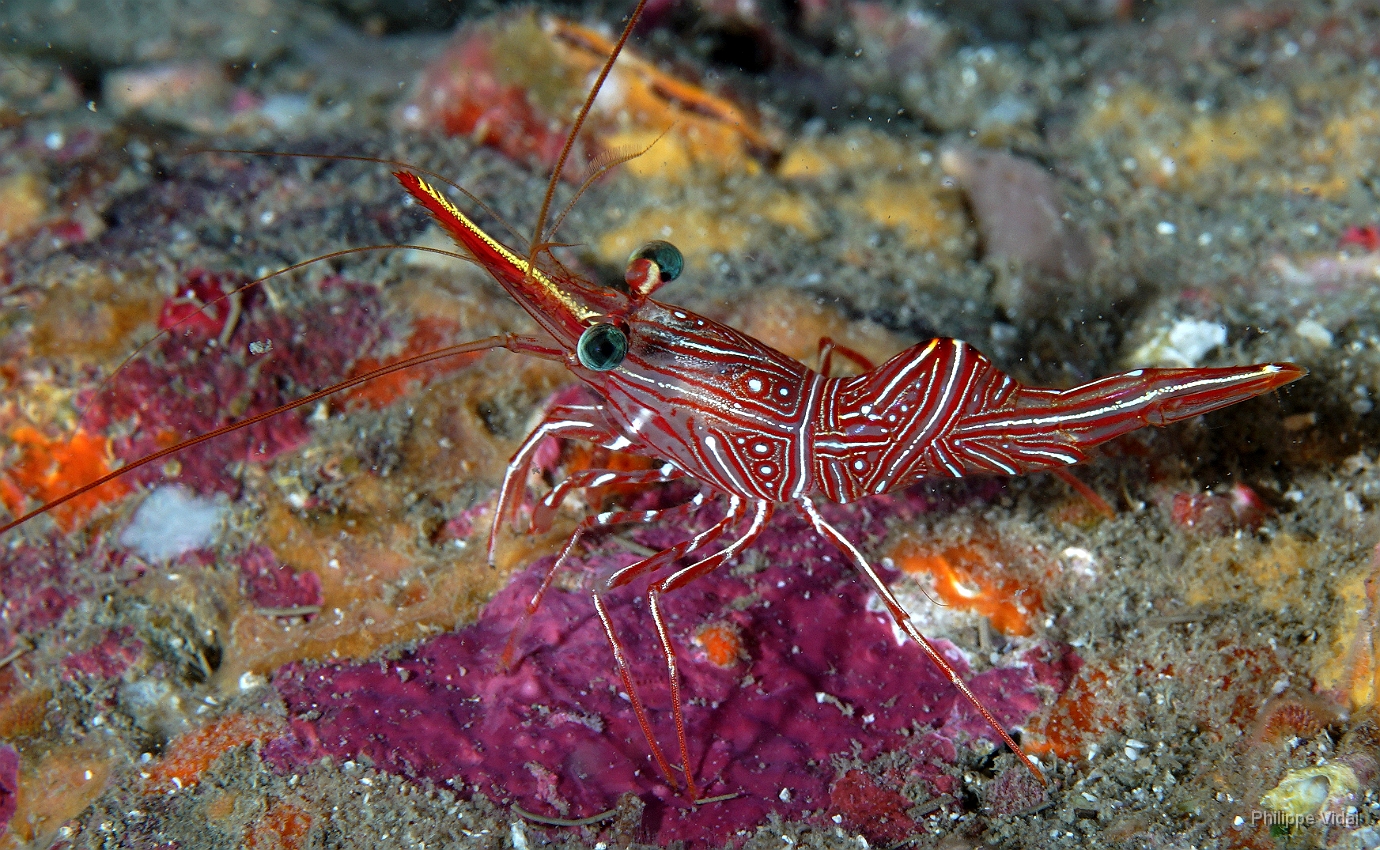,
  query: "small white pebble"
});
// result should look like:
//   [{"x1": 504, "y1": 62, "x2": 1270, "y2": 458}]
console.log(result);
[{"x1": 1294, "y1": 319, "x2": 1334, "y2": 348}]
